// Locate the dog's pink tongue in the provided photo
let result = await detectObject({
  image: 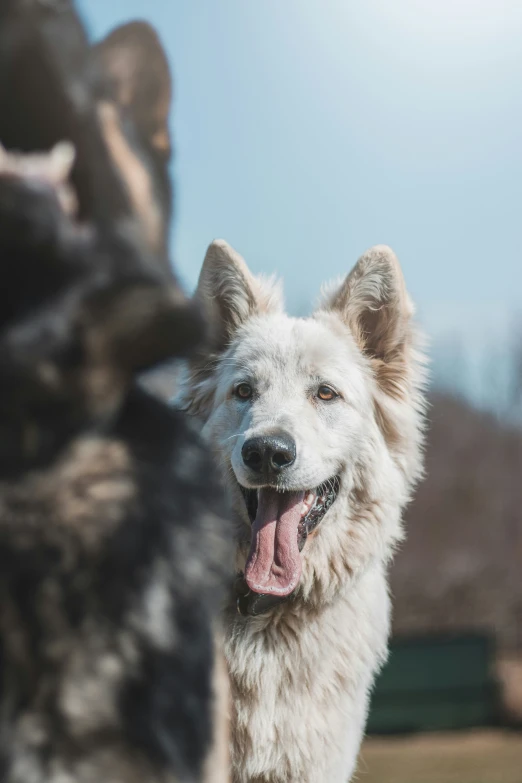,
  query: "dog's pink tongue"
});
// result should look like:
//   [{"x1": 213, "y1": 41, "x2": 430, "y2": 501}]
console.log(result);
[{"x1": 245, "y1": 488, "x2": 305, "y2": 596}]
